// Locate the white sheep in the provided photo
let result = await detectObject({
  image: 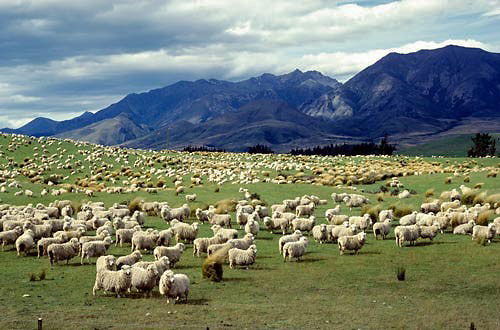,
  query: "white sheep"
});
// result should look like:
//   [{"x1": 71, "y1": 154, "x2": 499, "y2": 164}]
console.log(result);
[
  {"x1": 159, "y1": 270, "x2": 190, "y2": 304},
  {"x1": 421, "y1": 201, "x2": 440, "y2": 214},
  {"x1": 193, "y1": 234, "x2": 225, "y2": 257},
  {"x1": 207, "y1": 212, "x2": 232, "y2": 228},
  {"x1": 472, "y1": 223, "x2": 496, "y2": 243},
  {"x1": 228, "y1": 233, "x2": 254, "y2": 250},
  {"x1": 291, "y1": 216, "x2": 316, "y2": 233},
  {"x1": 133, "y1": 256, "x2": 171, "y2": 277},
  {"x1": 37, "y1": 236, "x2": 64, "y2": 258},
  {"x1": 399, "y1": 211, "x2": 418, "y2": 226},
  {"x1": 325, "y1": 206, "x2": 341, "y2": 222},
  {"x1": 311, "y1": 224, "x2": 328, "y2": 244},
  {"x1": 195, "y1": 208, "x2": 210, "y2": 223},
  {"x1": 0, "y1": 226, "x2": 23, "y2": 251},
  {"x1": 96, "y1": 255, "x2": 117, "y2": 273},
  {"x1": 158, "y1": 228, "x2": 174, "y2": 246},
  {"x1": 296, "y1": 202, "x2": 315, "y2": 217},
  {"x1": 22, "y1": 222, "x2": 52, "y2": 240},
  {"x1": 15, "y1": 229, "x2": 35, "y2": 256},
  {"x1": 116, "y1": 251, "x2": 143, "y2": 269},
  {"x1": 211, "y1": 224, "x2": 238, "y2": 241},
  {"x1": 228, "y1": 245, "x2": 257, "y2": 269},
  {"x1": 419, "y1": 225, "x2": 439, "y2": 241},
  {"x1": 81, "y1": 237, "x2": 113, "y2": 264},
  {"x1": 329, "y1": 214, "x2": 349, "y2": 225},
  {"x1": 207, "y1": 241, "x2": 234, "y2": 257},
  {"x1": 153, "y1": 243, "x2": 185, "y2": 267},
  {"x1": 47, "y1": 238, "x2": 80, "y2": 265},
  {"x1": 283, "y1": 236, "x2": 308, "y2": 262},
  {"x1": 338, "y1": 232, "x2": 366, "y2": 255},
  {"x1": 379, "y1": 209, "x2": 394, "y2": 222},
  {"x1": 453, "y1": 220, "x2": 476, "y2": 235},
  {"x1": 93, "y1": 265, "x2": 132, "y2": 298},
  {"x1": 131, "y1": 230, "x2": 159, "y2": 252},
  {"x1": 349, "y1": 214, "x2": 372, "y2": 232},
  {"x1": 373, "y1": 219, "x2": 392, "y2": 240},
  {"x1": 185, "y1": 193, "x2": 197, "y2": 202},
  {"x1": 331, "y1": 223, "x2": 358, "y2": 243},
  {"x1": 278, "y1": 230, "x2": 302, "y2": 253},
  {"x1": 394, "y1": 225, "x2": 420, "y2": 247},
  {"x1": 263, "y1": 217, "x2": 290, "y2": 235},
  {"x1": 244, "y1": 218, "x2": 260, "y2": 237},
  {"x1": 116, "y1": 226, "x2": 141, "y2": 247},
  {"x1": 172, "y1": 222, "x2": 199, "y2": 244},
  {"x1": 130, "y1": 264, "x2": 159, "y2": 297}
]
